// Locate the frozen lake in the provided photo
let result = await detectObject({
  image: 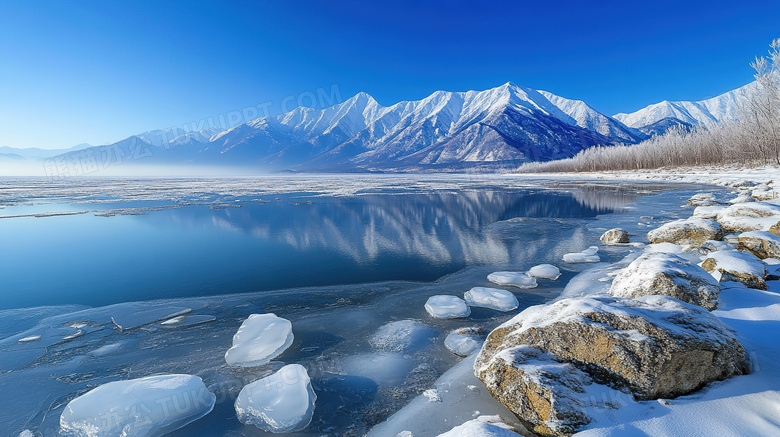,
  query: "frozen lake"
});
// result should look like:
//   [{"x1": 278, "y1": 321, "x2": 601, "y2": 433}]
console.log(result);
[{"x1": 0, "y1": 175, "x2": 706, "y2": 436}]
